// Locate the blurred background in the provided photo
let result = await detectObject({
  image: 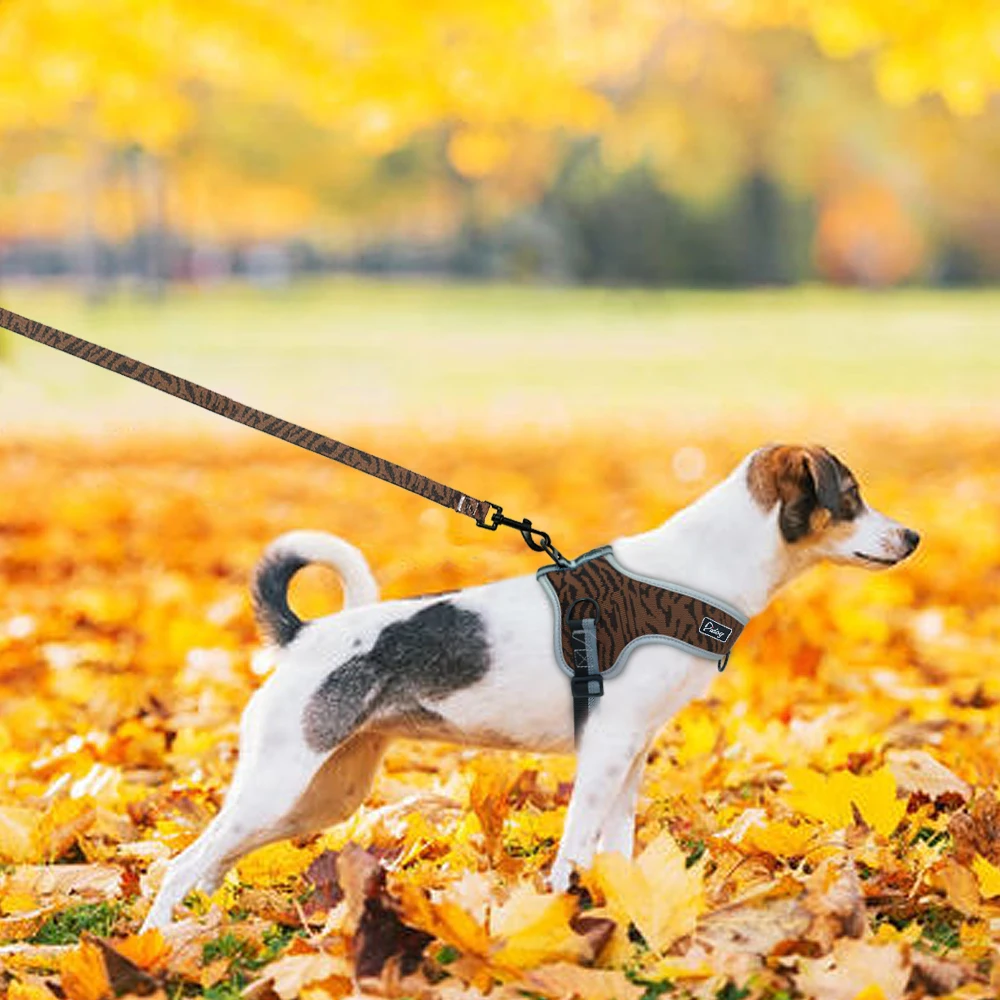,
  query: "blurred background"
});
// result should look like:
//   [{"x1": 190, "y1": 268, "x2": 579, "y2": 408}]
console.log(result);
[
  {"x1": 0, "y1": 0, "x2": 997, "y2": 432},
  {"x1": 1, "y1": 0, "x2": 998, "y2": 293}
]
